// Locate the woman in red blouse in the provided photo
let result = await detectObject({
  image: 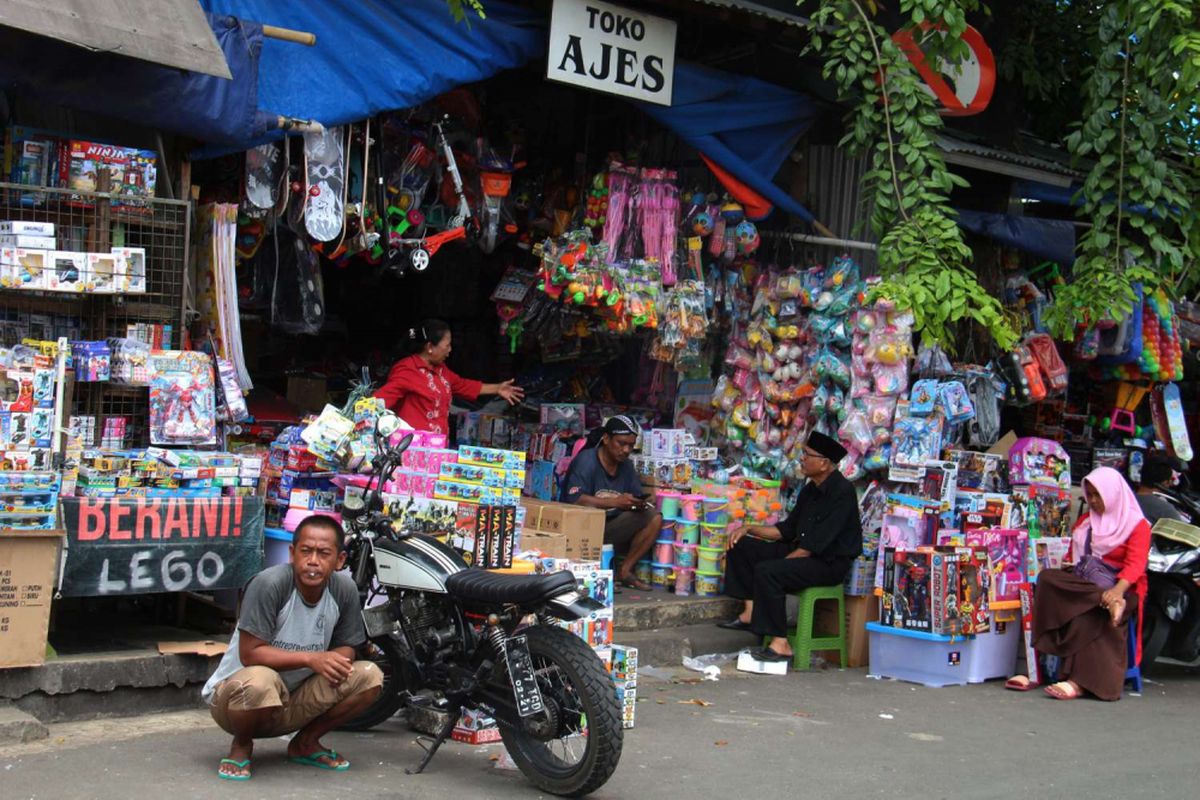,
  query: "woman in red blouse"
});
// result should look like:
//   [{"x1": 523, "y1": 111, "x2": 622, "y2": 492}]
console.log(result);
[
  {"x1": 373, "y1": 319, "x2": 524, "y2": 435},
  {"x1": 1009, "y1": 466, "x2": 1150, "y2": 701}
]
